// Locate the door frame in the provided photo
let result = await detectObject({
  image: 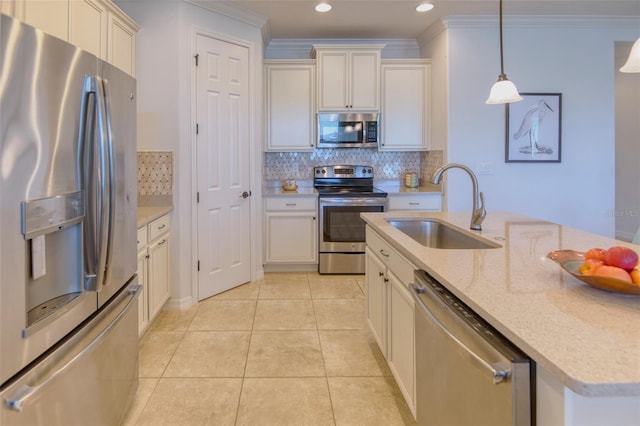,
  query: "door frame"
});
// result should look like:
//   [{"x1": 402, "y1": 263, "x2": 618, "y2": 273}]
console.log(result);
[{"x1": 189, "y1": 27, "x2": 264, "y2": 302}]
